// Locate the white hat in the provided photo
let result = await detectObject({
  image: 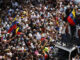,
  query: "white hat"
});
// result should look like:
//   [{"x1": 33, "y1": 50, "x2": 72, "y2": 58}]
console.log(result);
[
  {"x1": 53, "y1": 13, "x2": 56, "y2": 16},
  {"x1": 70, "y1": 2, "x2": 72, "y2": 4},
  {"x1": 29, "y1": 33, "x2": 32, "y2": 37},
  {"x1": 67, "y1": 5, "x2": 70, "y2": 8},
  {"x1": 75, "y1": 5, "x2": 78, "y2": 8}
]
